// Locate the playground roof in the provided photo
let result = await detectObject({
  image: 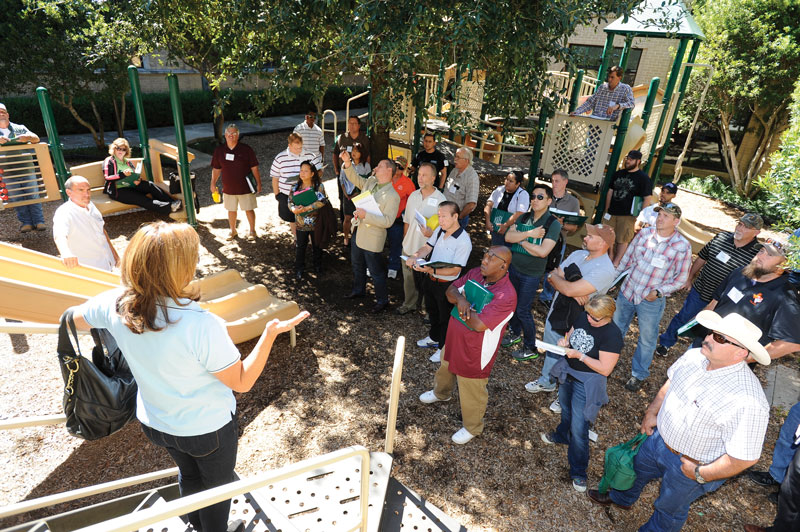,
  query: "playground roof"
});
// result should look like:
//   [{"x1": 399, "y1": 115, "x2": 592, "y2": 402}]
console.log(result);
[{"x1": 604, "y1": 0, "x2": 705, "y2": 40}]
